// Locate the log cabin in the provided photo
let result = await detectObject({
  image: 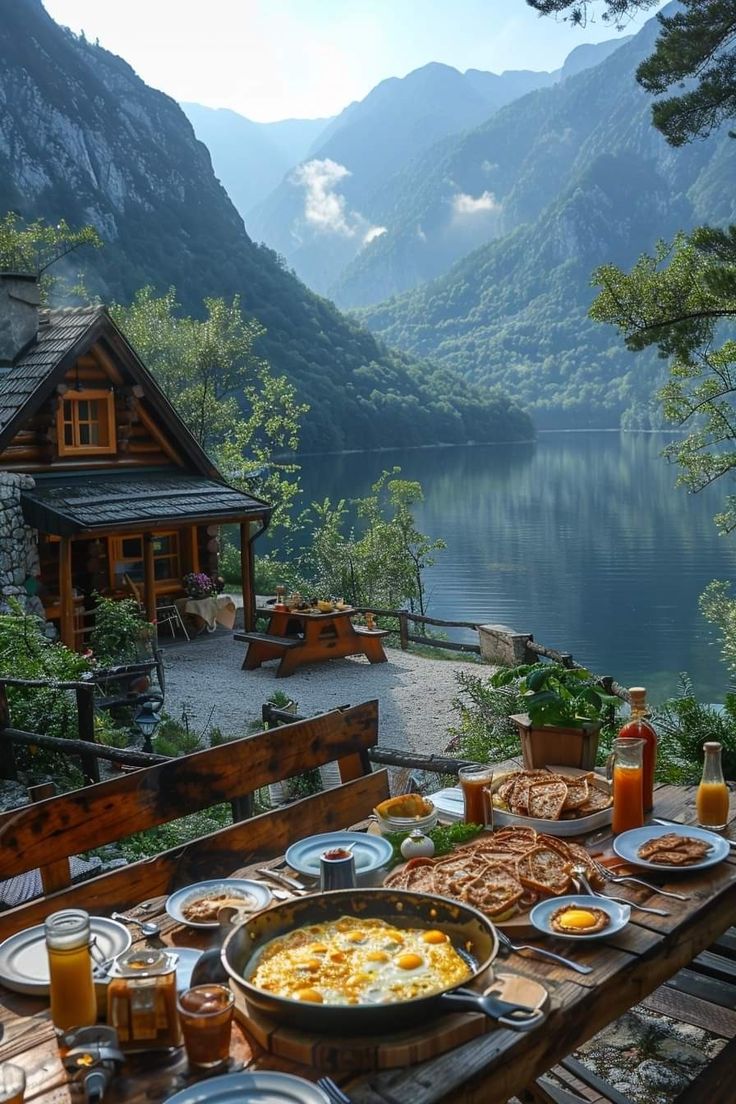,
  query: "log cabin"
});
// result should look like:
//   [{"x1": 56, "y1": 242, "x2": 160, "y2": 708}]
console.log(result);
[{"x1": 0, "y1": 273, "x2": 272, "y2": 648}]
